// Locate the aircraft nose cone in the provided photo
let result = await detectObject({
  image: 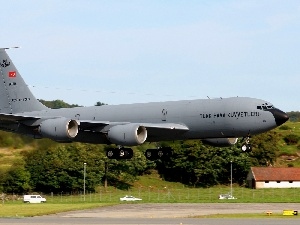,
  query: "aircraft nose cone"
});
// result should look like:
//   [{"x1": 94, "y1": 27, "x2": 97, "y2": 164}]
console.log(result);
[{"x1": 270, "y1": 108, "x2": 289, "y2": 126}]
